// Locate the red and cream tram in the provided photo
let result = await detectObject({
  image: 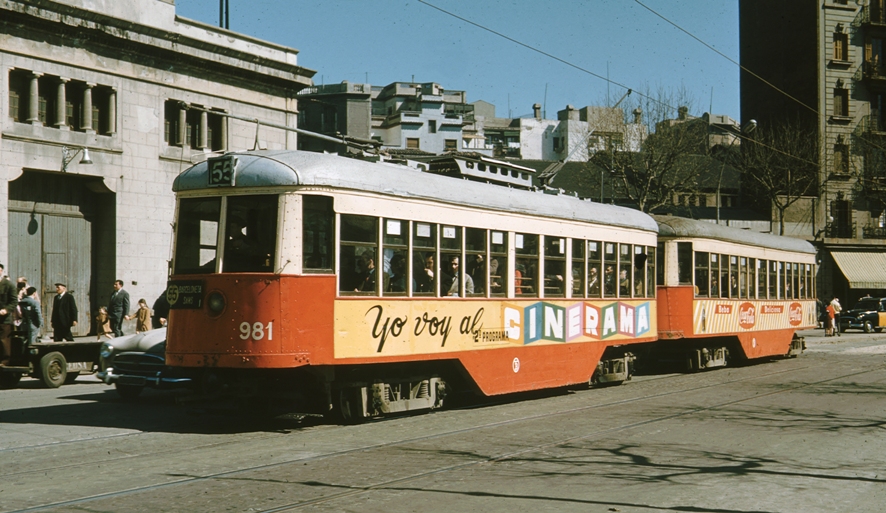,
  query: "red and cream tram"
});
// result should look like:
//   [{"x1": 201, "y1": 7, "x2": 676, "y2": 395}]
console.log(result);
[
  {"x1": 165, "y1": 150, "x2": 659, "y2": 419},
  {"x1": 654, "y1": 215, "x2": 817, "y2": 370}
]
